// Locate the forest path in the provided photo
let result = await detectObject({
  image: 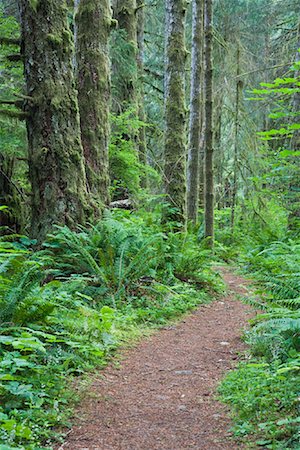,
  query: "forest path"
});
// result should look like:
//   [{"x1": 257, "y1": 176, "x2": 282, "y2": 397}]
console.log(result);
[{"x1": 57, "y1": 267, "x2": 253, "y2": 450}]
